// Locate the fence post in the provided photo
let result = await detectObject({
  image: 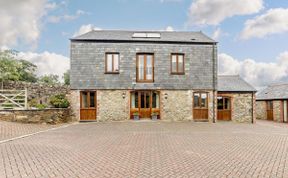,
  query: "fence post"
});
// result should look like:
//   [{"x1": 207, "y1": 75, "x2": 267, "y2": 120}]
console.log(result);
[{"x1": 25, "y1": 88, "x2": 28, "y2": 109}]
